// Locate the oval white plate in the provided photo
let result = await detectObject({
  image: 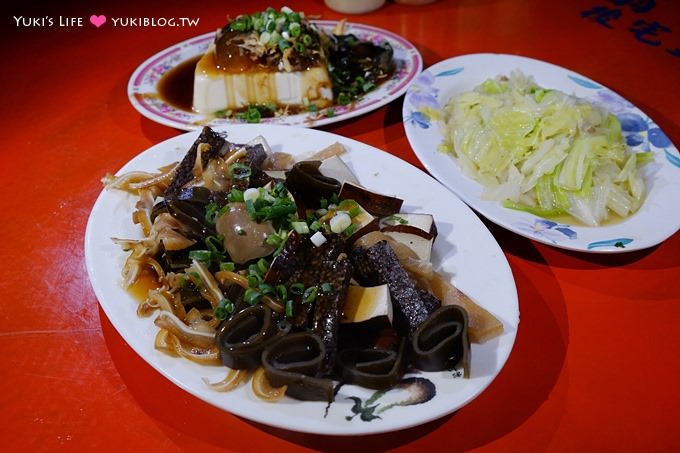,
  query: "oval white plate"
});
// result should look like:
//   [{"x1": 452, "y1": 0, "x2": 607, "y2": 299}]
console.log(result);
[
  {"x1": 403, "y1": 53, "x2": 680, "y2": 253},
  {"x1": 85, "y1": 124, "x2": 518, "y2": 436},
  {"x1": 128, "y1": 21, "x2": 422, "y2": 130}
]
